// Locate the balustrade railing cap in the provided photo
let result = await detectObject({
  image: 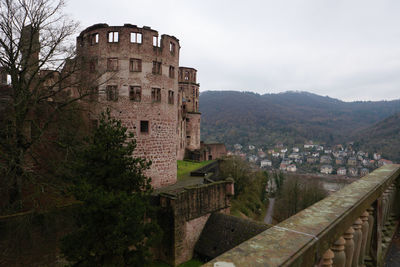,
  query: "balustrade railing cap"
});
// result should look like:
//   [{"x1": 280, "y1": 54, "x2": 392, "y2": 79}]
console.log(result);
[{"x1": 203, "y1": 164, "x2": 400, "y2": 267}]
